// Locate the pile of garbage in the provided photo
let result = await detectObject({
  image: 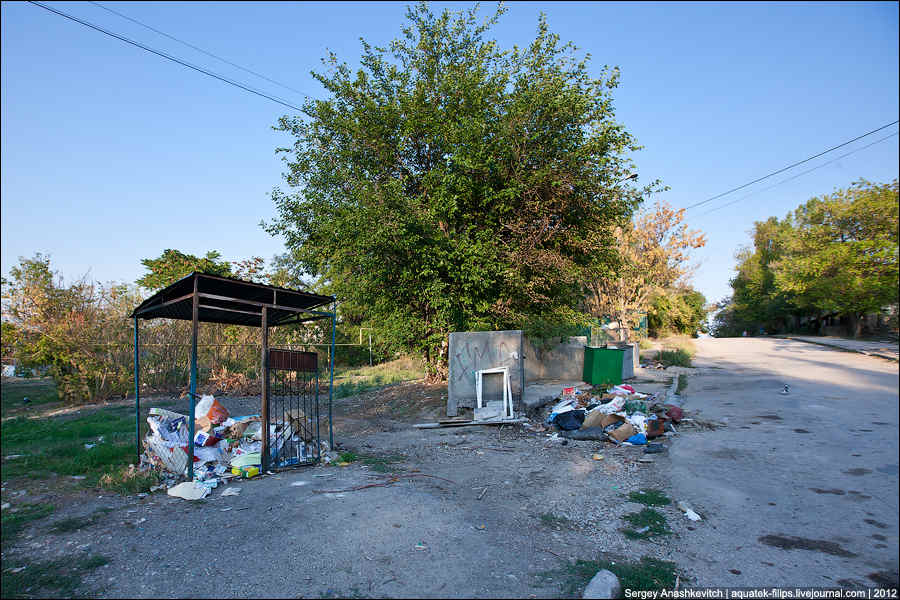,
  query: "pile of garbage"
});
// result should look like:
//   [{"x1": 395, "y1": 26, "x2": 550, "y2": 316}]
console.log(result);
[
  {"x1": 140, "y1": 395, "x2": 323, "y2": 496},
  {"x1": 541, "y1": 384, "x2": 683, "y2": 446}
]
